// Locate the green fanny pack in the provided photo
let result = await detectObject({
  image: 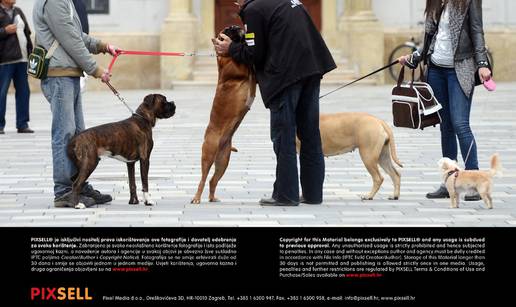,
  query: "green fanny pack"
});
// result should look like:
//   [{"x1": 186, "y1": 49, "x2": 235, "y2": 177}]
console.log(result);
[{"x1": 27, "y1": 40, "x2": 59, "y2": 80}]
